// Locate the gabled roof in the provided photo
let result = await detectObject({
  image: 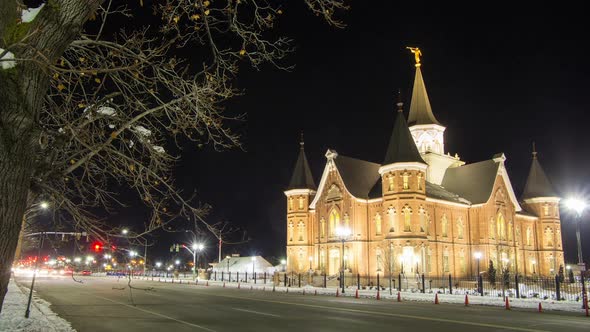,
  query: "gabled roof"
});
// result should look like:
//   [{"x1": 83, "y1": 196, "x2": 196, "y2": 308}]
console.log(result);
[
  {"x1": 287, "y1": 141, "x2": 316, "y2": 190},
  {"x1": 383, "y1": 110, "x2": 425, "y2": 165},
  {"x1": 426, "y1": 181, "x2": 471, "y2": 205},
  {"x1": 522, "y1": 152, "x2": 557, "y2": 199},
  {"x1": 441, "y1": 159, "x2": 499, "y2": 204},
  {"x1": 408, "y1": 66, "x2": 441, "y2": 126},
  {"x1": 334, "y1": 155, "x2": 381, "y2": 199}
]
